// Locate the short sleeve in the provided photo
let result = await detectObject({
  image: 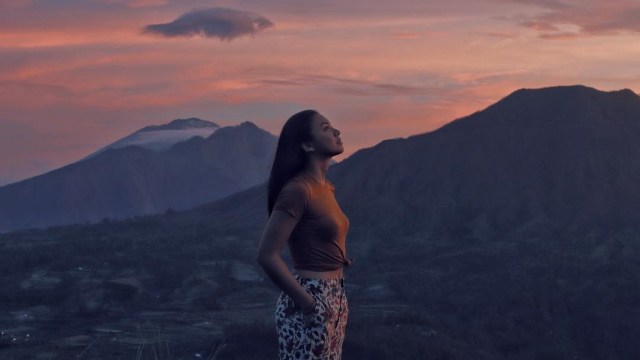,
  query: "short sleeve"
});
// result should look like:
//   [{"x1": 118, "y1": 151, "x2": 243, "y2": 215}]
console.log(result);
[{"x1": 273, "y1": 181, "x2": 309, "y2": 220}]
